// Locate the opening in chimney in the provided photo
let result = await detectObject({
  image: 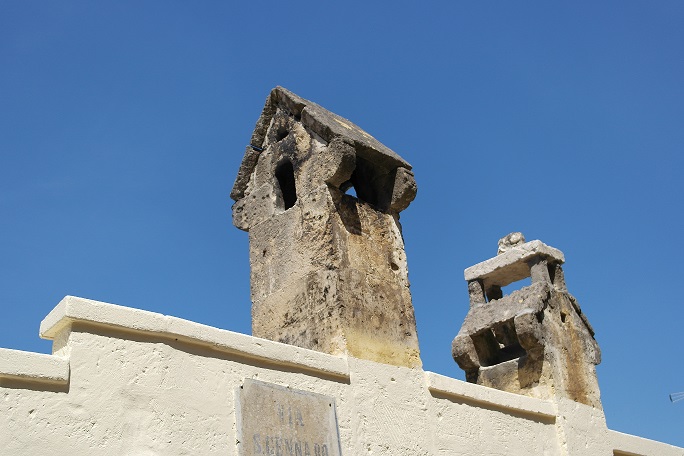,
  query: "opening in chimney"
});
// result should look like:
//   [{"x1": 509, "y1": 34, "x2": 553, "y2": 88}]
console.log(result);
[
  {"x1": 472, "y1": 319, "x2": 526, "y2": 367},
  {"x1": 340, "y1": 179, "x2": 358, "y2": 198},
  {"x1": 340, "y1": 155, "x2": 397, "y2": 211},
  {"x1": 275, "y1": 160, "x2": 297, "y2": 210},
  {"x1": 275, "y1": 127, "x2": 289, "y2": 142},
  {"x1": 500, "y1": 277, "x2": 532, "y2": 299}
]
